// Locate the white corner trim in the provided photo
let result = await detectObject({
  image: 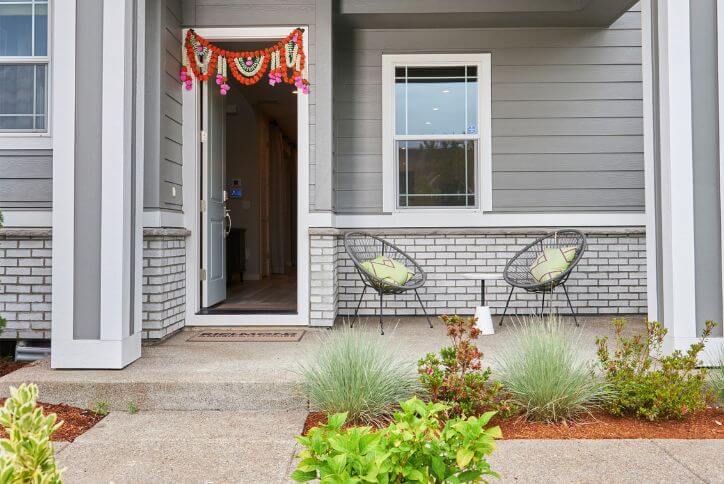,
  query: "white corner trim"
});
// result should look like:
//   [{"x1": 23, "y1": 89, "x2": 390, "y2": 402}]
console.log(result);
[
  {"x1": 100, "y1": 0, "x2": 130, "y2": 341},
  {"x1": 50, "y1": 0, "x2": 77, "y2": 354},
  {"x1": 381, "y1": 53, "x2": 492, "y2": 214},
  {"x1": 143, "y1": 209, "x2": 186, "y2": 228},
  {"x1": 641, "y1": 0, "x2": 659, "y2": 321},
  {"x1": 658, "y1": 0, "x2": 697, "y2": 343},
  {"x1": 1, "y1": 210, "x2": 52, "y2": 227}
]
